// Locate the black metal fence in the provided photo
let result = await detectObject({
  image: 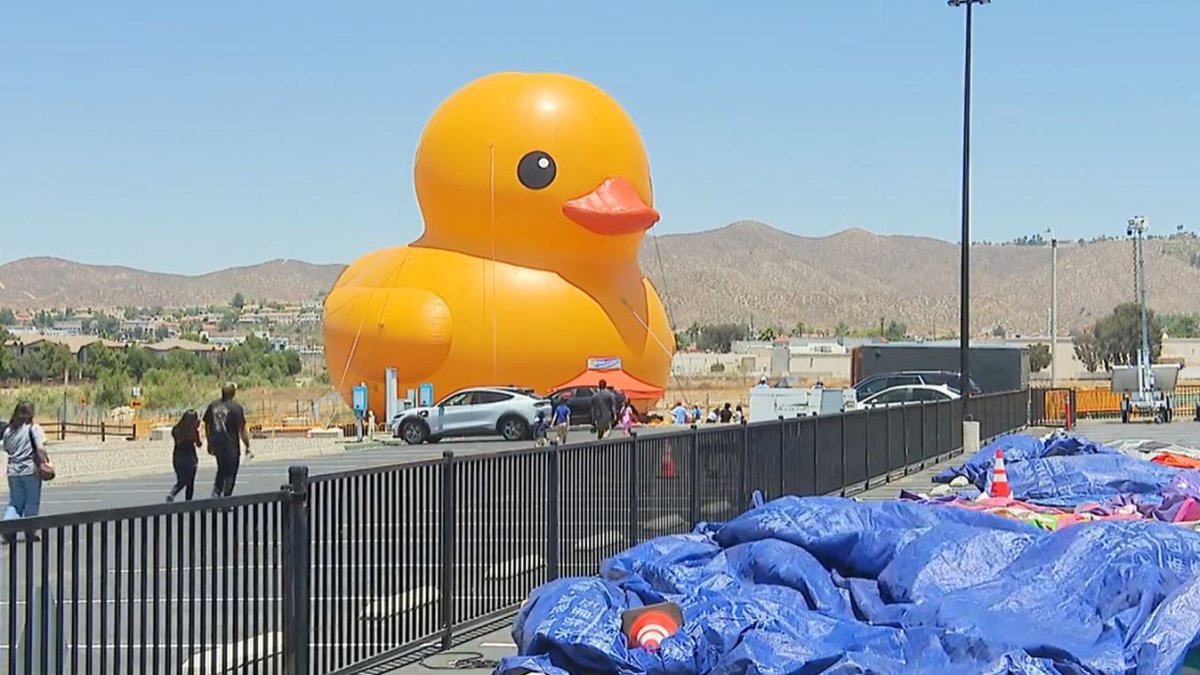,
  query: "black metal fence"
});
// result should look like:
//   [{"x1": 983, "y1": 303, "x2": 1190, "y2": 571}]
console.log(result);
[{"x1": 0, "y1": 390, "x2": 1028, "y2": 674}]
